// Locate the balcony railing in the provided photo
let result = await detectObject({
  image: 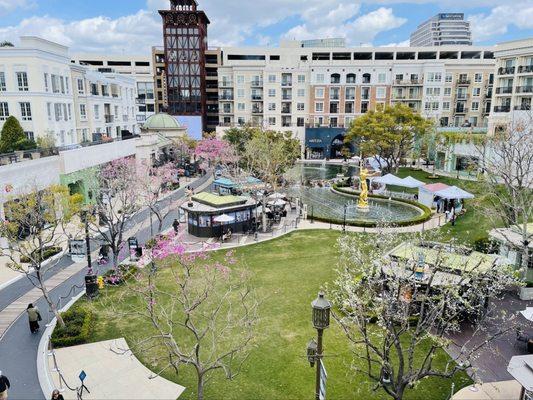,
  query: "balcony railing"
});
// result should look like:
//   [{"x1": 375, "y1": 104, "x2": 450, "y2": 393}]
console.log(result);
[
  {"x1": 518, "y1": 65, "x2": 533, "y2": 73},
  {"x1": 281, "y1": 80, "x2": 292, "y2": 87},
  {"x1": 251, "y1": 95, "x2": 263, "y2": 101},
  {"x1": 361, "y1": 95, "x2": 370, "y2": 100},
  {"x1": 252, "y1": 107, "x2": 263, "y2": 114},
  {"x1": 251, "y1": 80, "x2": 263, "y2": 87},
  {"x1": 498, "y1": 66, "x2": 515, "y2": 75},
  {"x1": 220, "y1": 108, "x2": 233, "y2": 114},
  {"x1": 514, "y1": 104, "x2": 531, "y2": 110},
  {"x1": 345, "y1": 95, "x2": 355, "y2": 100},
  {"x1": 282, "y1": 95, "x2": 292, "y2": 101},
  {"x1": 393, "y1": 79, "x2": 423, "y2": 85},
  {"x1": 219, "y1": 94, "x2": 234, "y2": 100},
  {"x1": 496, "y1": 87, "x2": 513, "y2": 94},
  {"x1": 457, "y1": 79, "x2": 471, "y2": 85},
  {"x1": 281, "y1": 107, "x2": 292, "y2": 114},
  {"x1": 456, "y1": 94, "x2": 469, "y2": 100},
  {"x1": 516, "y1": 86, "x2": 533, "y2": 93},
  {"x1": 219, "y1": 81, "x2": 234, "y2": 87},
  {"x1": 105, "y1": 114, "x2": 114, "y2": 123},
  {"x1": 493, "y1": 105, "x2": 511, "y2": 112},
  {"x1": 454, "y1": 108, "x2": 468, "y2": 114},
  {"x1": 329, "y1": 95, "x2": 340, "y2": 100}
]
